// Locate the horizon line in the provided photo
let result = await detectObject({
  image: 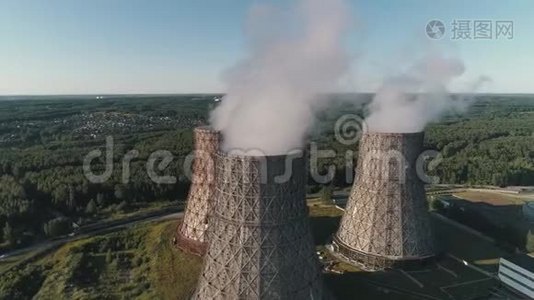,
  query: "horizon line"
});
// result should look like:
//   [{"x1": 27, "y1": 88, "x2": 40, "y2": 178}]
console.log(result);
[{"x1": 1, "y1": 92, "x2": 533, "y2": 98}]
